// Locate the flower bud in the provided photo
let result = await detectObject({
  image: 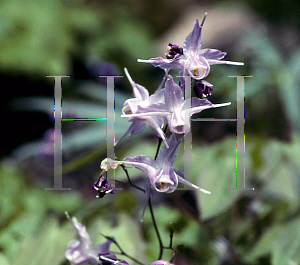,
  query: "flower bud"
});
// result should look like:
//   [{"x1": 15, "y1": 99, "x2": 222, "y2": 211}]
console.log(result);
[{"x1": 193, "y1": 80, "x2": 213, "y2": 98}]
